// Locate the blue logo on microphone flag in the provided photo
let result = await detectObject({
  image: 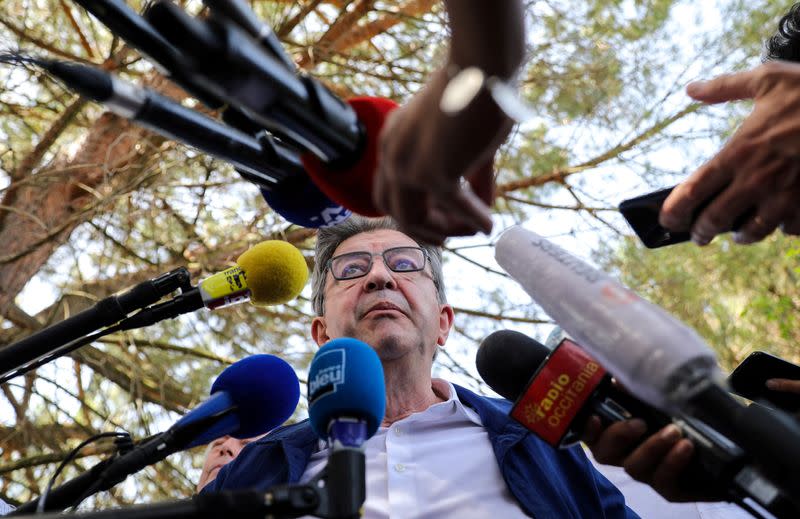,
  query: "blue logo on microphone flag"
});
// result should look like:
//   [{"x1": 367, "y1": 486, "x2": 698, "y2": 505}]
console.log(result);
[{"x1": 309, "y1": 348, "x2": 346, "y2": 403}]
